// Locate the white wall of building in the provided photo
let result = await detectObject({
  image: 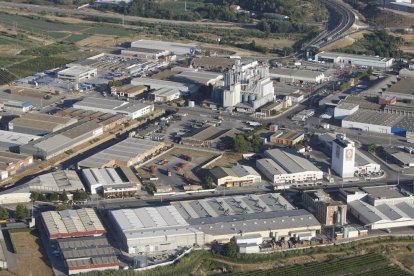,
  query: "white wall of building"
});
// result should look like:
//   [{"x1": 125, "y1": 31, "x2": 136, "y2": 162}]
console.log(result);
[
  {"x1": 341, "y1": 120, "x2": 392, "y2": 134},
  {"x1": 331, "y1": 139, "x2": 356, "y2": 178}
]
